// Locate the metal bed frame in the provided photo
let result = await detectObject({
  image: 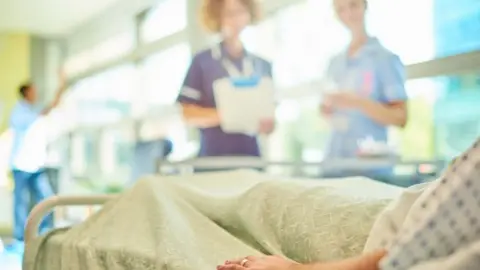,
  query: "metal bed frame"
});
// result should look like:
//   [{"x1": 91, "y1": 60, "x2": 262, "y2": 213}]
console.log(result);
[
  {"x1": 24, "y1": 195, "x2": 115, "y2": 243},
  {"x1": 25, "y1": 157, "x2": 446, "y2": 243},
  {"x1": 156, "y1": 156, "x2": 446, "y2": 174}
]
